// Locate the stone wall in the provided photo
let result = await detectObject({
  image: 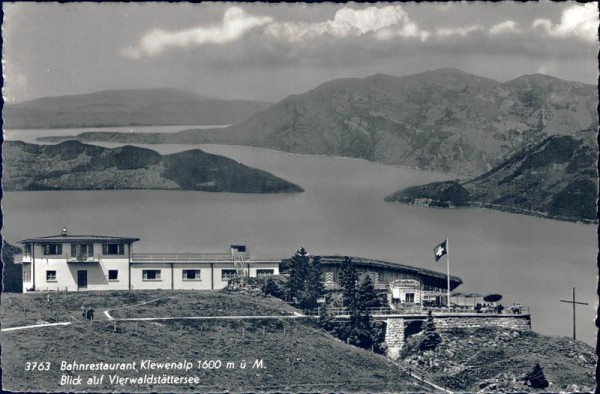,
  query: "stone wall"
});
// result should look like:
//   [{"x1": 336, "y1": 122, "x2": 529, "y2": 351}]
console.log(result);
[
  {"x1": 385, "y1": 314, "x2": 531, "y2": 359},
  {"x1": 434, "y1": 315, "x2": 531, "y2": 332},
  {"x1": 385, "y1": 319, "x2": 405, "y2": 360}
]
